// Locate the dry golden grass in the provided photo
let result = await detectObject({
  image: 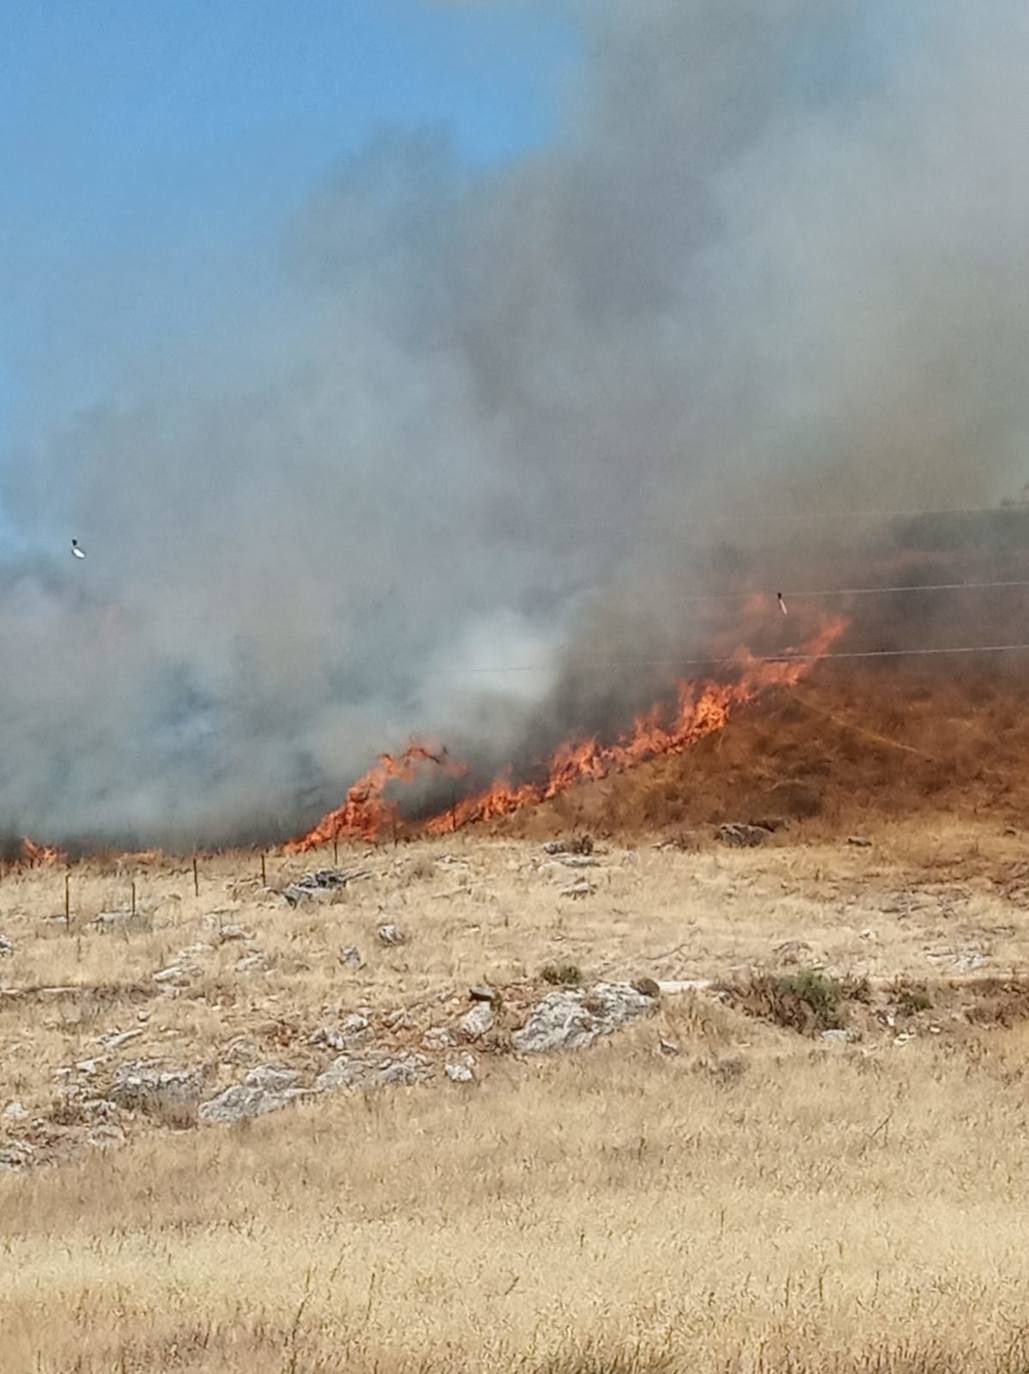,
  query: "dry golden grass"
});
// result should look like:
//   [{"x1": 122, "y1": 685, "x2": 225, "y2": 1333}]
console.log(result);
[{"x1": 2, "y1": 1000, "x2": 1029, "y2": 1373}]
